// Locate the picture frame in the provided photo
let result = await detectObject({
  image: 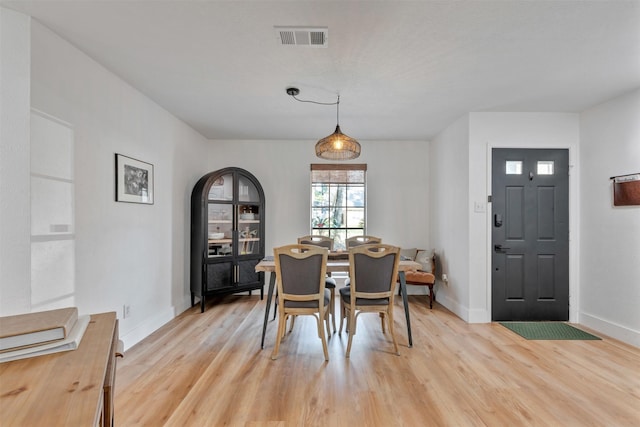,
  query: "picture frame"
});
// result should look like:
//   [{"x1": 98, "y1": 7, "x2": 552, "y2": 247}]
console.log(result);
[
  {"x1": 115, "y1": 153, "x2": 154, "y2": 204},
  {"x1": 611, "y1": 173, "x2": 640, "y2": 206}
]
